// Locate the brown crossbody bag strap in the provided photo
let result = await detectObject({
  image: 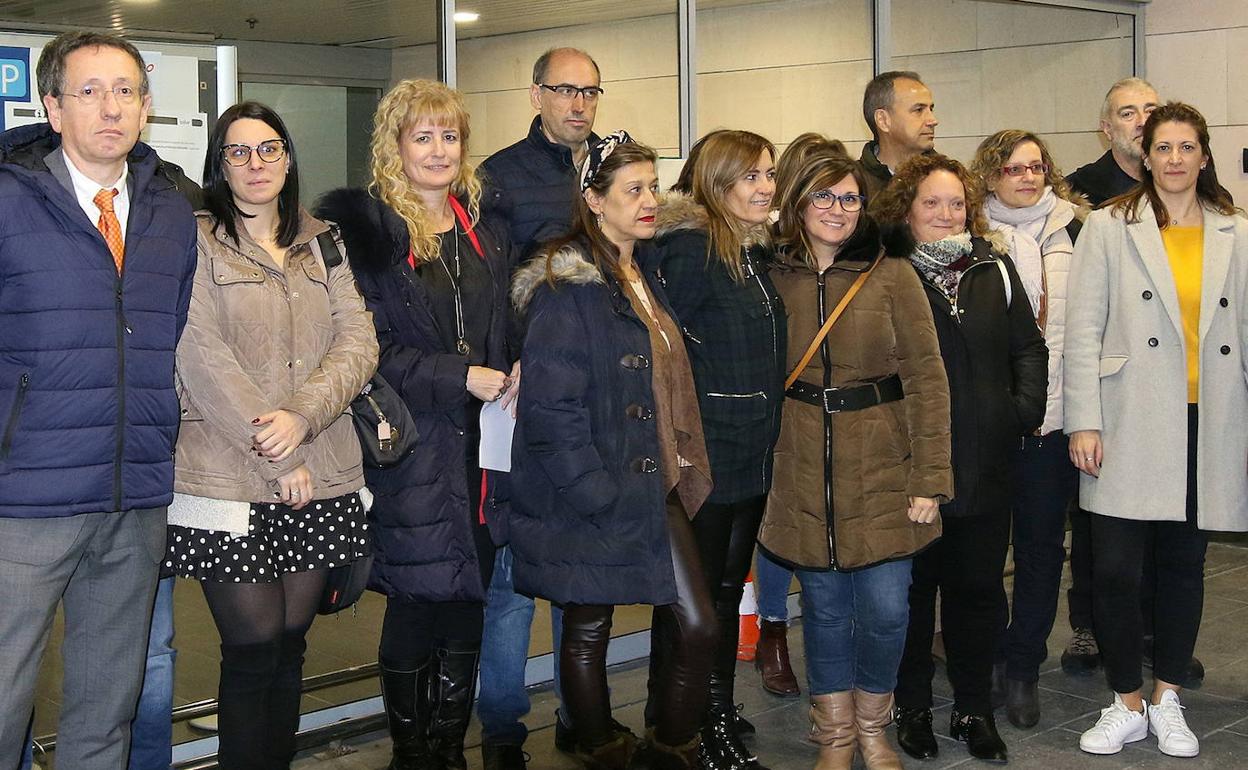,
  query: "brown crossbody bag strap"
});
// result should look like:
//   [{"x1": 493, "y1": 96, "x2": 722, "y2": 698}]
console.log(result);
[{"x1": 784, "y1": 255, "x2": 884, "y2": 390}]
